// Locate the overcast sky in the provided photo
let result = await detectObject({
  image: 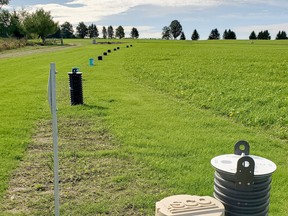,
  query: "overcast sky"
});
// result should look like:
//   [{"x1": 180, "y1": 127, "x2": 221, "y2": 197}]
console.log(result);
[{"x1": 6, "y1": 0, "x2": 288, "y2": 39}]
